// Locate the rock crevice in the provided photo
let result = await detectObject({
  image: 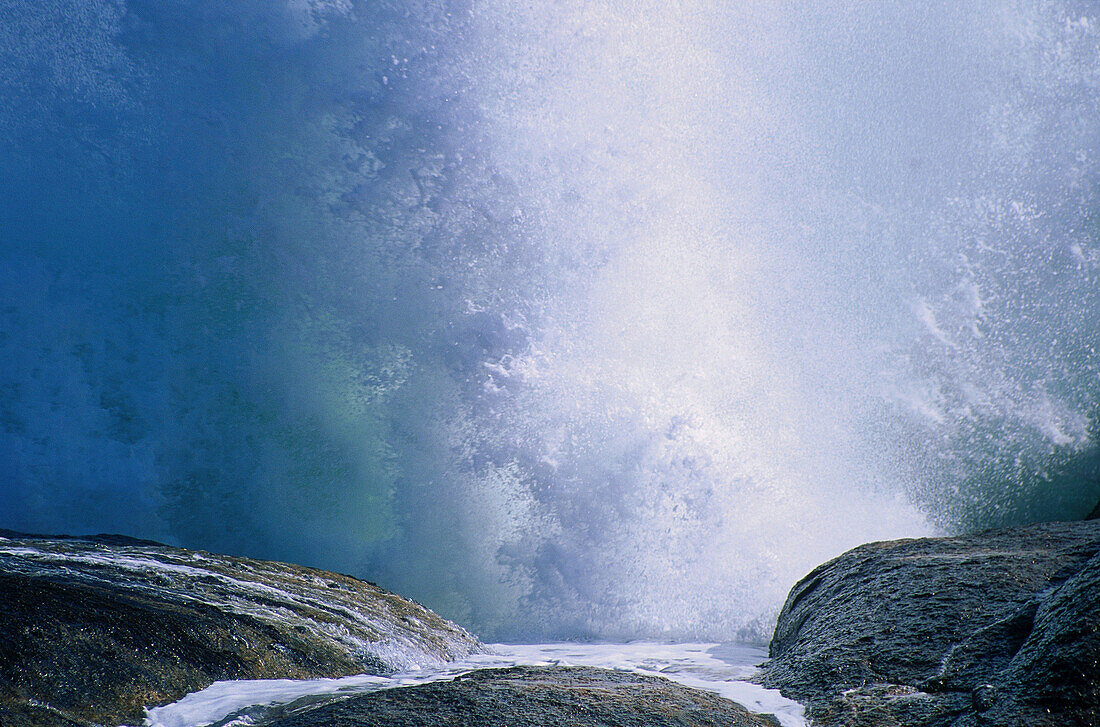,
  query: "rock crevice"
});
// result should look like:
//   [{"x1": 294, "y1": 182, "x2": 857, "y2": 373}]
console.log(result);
[{"x1": 760, "y1": 520, "x2": 1100, "y2": 727}]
